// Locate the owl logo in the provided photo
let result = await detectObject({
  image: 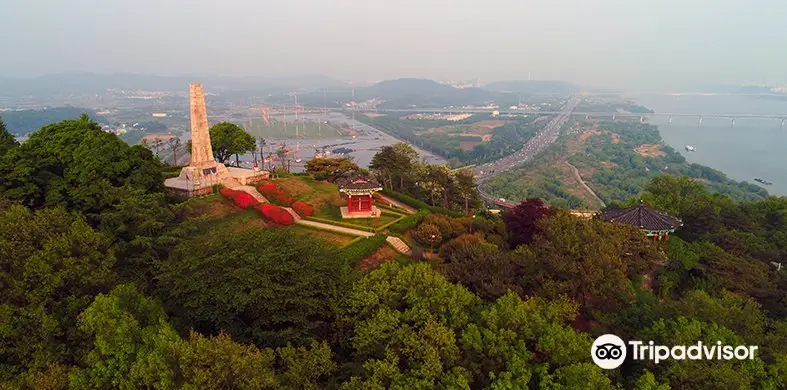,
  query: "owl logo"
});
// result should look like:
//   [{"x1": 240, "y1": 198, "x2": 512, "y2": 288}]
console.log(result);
[
  {"x1": 592, "y1": 334, "x2": 627, "y2": 369},
  {"x1": 594, "y1": 343, "x2": 624, "y2": 360}
]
